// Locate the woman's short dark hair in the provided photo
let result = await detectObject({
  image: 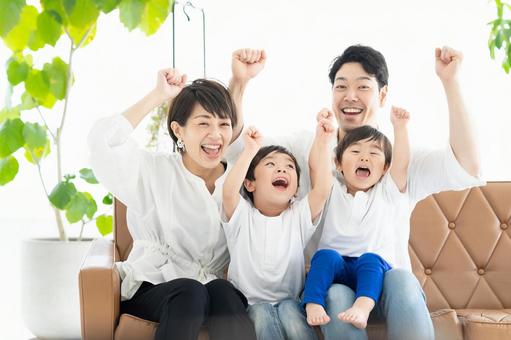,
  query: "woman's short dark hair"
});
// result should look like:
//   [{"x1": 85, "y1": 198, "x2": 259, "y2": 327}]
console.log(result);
[
  {"x1": 167, "y1": 79, "x2": 238, "y2": 146},
  {"x1": 335, "y1": 125, "x2": 392, "y2": 168},
  {"x1": 243, "y1": 145, "x2": 301, "y2": 202},
  {"x1": 328, "y1": 45, "x2": 389, "y2": 90}
]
